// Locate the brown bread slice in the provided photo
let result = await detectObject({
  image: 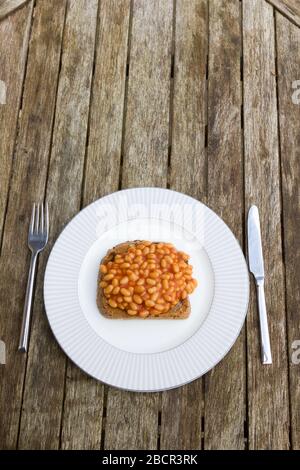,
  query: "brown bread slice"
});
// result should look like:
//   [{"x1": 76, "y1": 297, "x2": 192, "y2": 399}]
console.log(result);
[{"x1": 97, "y1": 241, "x2": 191, "y2": 319}]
